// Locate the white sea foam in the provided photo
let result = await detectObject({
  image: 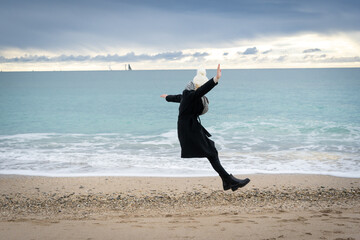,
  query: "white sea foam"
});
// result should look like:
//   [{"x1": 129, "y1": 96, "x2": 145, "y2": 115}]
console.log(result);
[{"x1": 0, "y1": 129, "x2": 359, "y2": 178}]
